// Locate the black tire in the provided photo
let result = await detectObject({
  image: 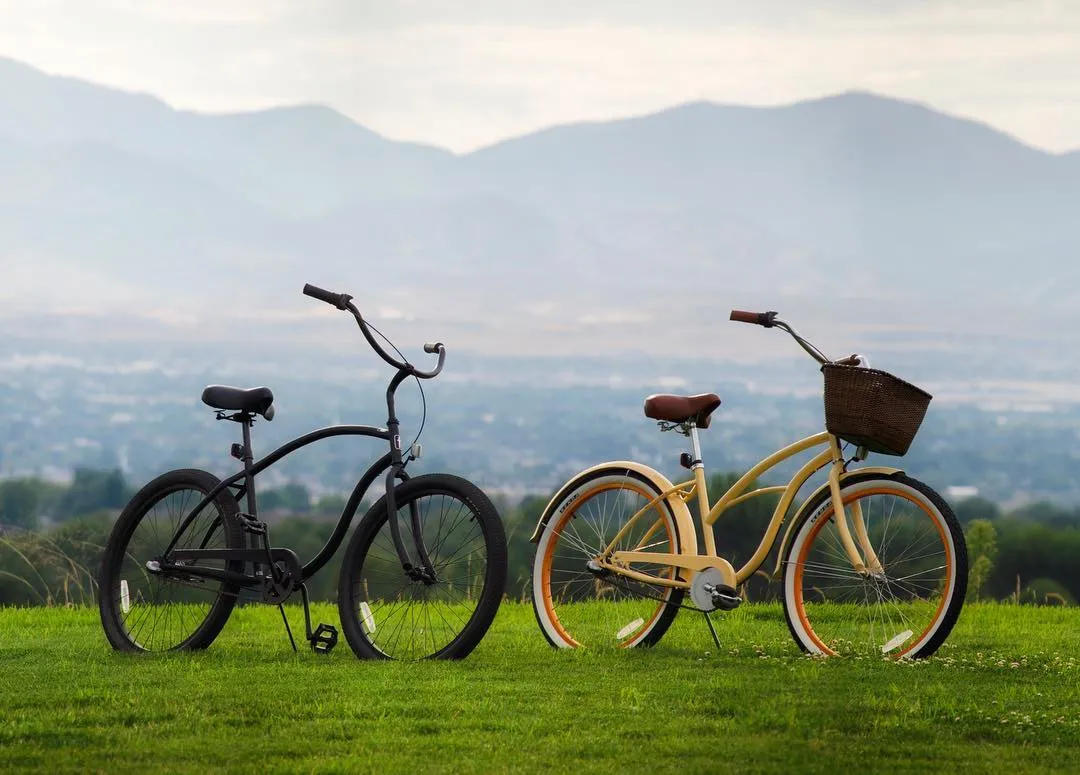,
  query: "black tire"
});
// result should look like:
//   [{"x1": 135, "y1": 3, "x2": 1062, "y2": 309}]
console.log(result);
[
  {"x1": 531, "y1": 467, "x2": 685, "y2": 649},
  {"x1": 781, "y1": 473, "x2": 967, "y2": 659},
  {"x1": 338, "y1": 473, "x2": 508, "y2": 660},
  {"x1": 98, "y1": 469, "x2": 245, "y2": 652}
]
